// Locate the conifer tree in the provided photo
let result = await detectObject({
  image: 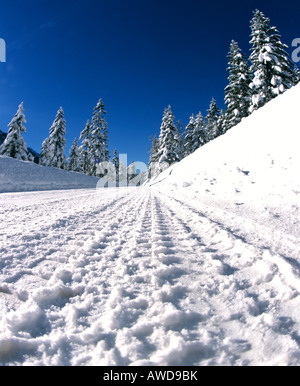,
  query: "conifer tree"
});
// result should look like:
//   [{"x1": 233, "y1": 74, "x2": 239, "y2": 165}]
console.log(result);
[
  {"x1": 79, "y1": 120, "x2": 93, "y2": 175},
  {"x1": 112, "y1": 148, "x2": 119, "y2": 169},
  {"x1": 183, "y1": 115, "x2": 196, "y2": 157},
  {"x1": 184, "y1": 112, "x2": 208, "y2": 154},
  {"x1": 157, "y1": 105, "x2": 181, "y2": 172},
  {"x1": 127, "y1": 161, "x2": 136, "y2": 185},
  {"x1": 292, "y1": 65, "x2": 300, "y2": 85},
  {"x1": 216, "y1": 109, "x2": 226, "y2": 138},
  {"x1": 224, "y1": 40, "x2": 252, "y2": 131},
  {"x1": 48, "y1": 107, "x2": 67, "y2": 169},
  {"x1": 27, "y1": 151, "x2": 34, "y2": 163},
  {"x1": 249, "y1": 9, "x2": 296, "y2": 112},
  {"x1": 175, "y1": 120, "x2": 184, "y2": 161},
  {"x1": 192, "y1": 112, "x2": 208, "y2": 151},
  {"x1": 148, "y1": 135, "x2": 160, "y2": 179},
  {"x1": 68, "y1": 137, "x2": 81, "y2": 172},
  {"x1": 206, "y1": 98, "x2": 221, "y2": 141},
  {"x1": 111, "y1": 149, "x2": 120, "y2": 185},
  {"x1": 90, "y1": 99, "x2": 110, "y2": 176},
  {"x1": 40, "y1": 137, "x2": 51, "y2": 166},
  {"x1": 0, "y1": 102, "x2": 29, "y2": 161}
]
